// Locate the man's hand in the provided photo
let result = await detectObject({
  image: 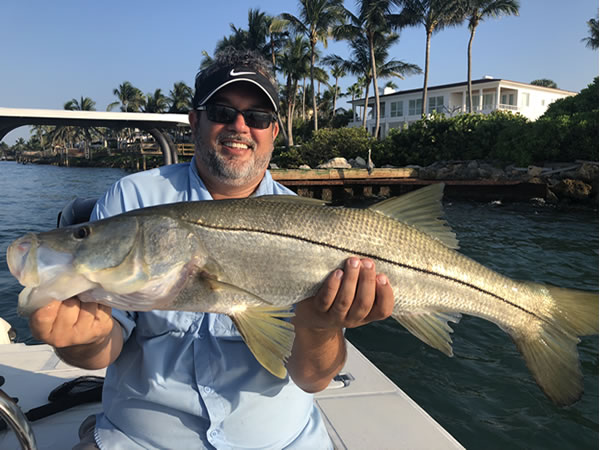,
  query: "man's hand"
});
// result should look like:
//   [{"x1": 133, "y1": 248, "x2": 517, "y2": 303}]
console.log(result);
[
  {"x1": 293, "y1": 256, "x2": 394, "y2": 330},
  {"x1": 287, "y1": 257, "x2": 394, "y2": 392},
  {"x1": 29, "y1": 298, "x2": 123, "y2": 369}
]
